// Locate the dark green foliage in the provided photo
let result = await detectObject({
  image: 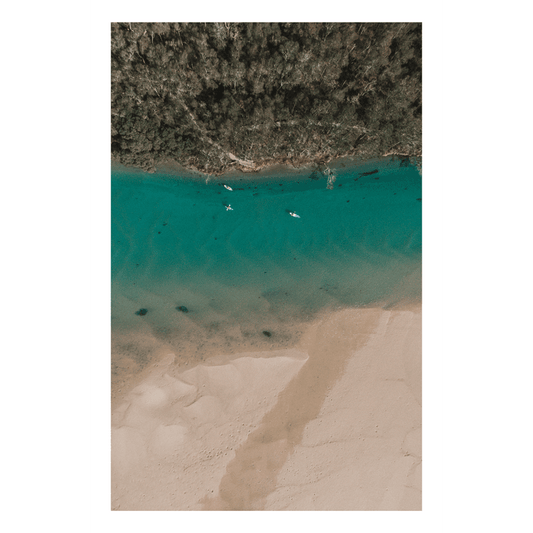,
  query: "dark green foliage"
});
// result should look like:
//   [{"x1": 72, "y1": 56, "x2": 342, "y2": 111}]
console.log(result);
[{"x1": 111, "y1": 23, "x2": 422, "y2": 174}]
